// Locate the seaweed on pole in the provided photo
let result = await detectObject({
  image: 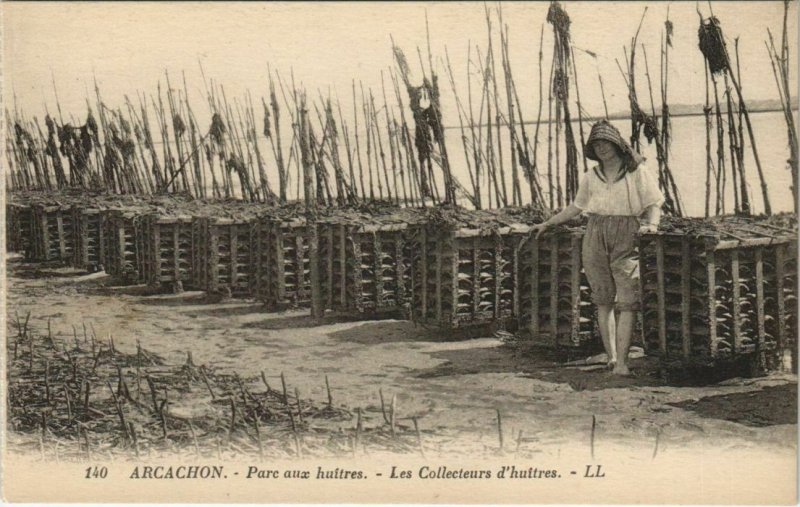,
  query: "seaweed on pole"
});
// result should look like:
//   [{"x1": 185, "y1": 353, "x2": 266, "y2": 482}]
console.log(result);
[
  {"x1": 546, "y1": 1, "x2": 579, "y2": 206},
  {"x1": 618, "y1": 8, "x2": 683, "y2": 216},
  {"x1": 698, "y1": 17, "x2": 730, "y2": 76},
  {"x1": 697, "y1": 9, "x2": 771, "y2": 215},
  {"x1": 392, "y1": 28, "x2": 456, "y2": 205}
]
